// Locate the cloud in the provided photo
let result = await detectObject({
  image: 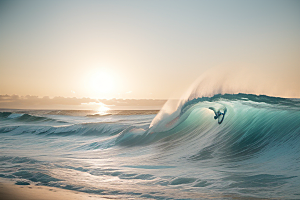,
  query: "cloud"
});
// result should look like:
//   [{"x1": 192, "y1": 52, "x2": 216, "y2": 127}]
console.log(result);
[{"x1": 0, "y1": 95, "x2": 167, "y2": 110}]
